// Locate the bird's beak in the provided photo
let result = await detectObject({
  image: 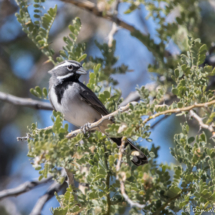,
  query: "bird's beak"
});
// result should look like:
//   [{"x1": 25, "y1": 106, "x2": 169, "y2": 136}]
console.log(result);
[
  {"x1": 48, "y1": 69, "x2": 54, "y2": 74},
  {"x1": 76, "y1": 67, "x2": 87, "y2": 75}
]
